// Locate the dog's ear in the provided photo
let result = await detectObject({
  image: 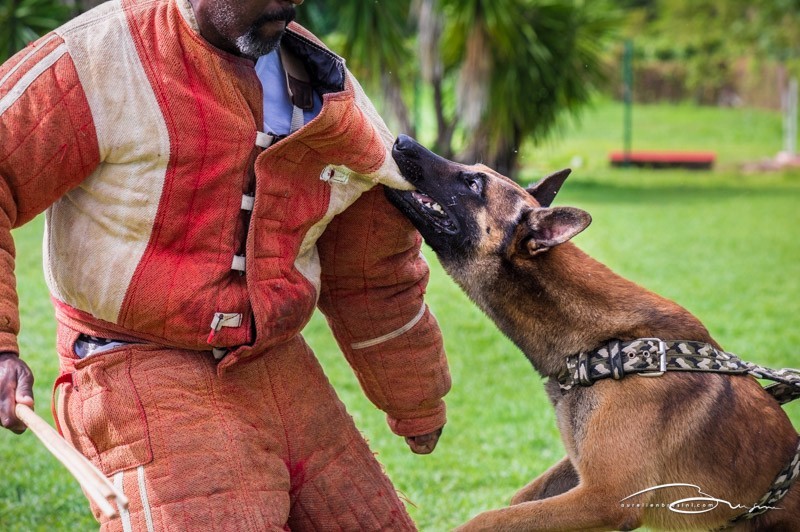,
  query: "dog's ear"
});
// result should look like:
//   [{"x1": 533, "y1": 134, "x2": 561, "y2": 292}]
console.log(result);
[
  {"x1": 526, "y1": 168, "x2": 571, "y2": 207},
  {"x1": 522, "y1": 206, "x2": 591, "y2": 256}
]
